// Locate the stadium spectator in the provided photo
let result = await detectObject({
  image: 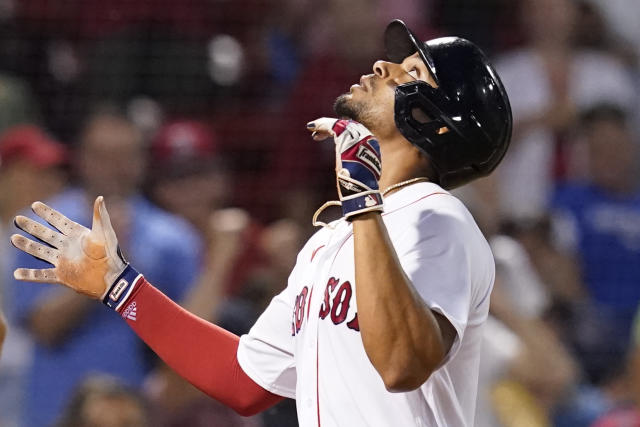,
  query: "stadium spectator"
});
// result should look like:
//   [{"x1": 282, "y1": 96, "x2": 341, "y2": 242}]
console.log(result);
[
  {"x1": 147, "y1": 119, "x2": 263, "y2": 299},
  {"x1": 56, "y1": 375, "x2": 151, "y2": 427},
  {"x1": 0, "y1": 124, "x2": 69, "y2": 427},
  {"x1": 146, "y1": 118, "x2": 301, "y2": 426},
  {"x1": 588, "y1": 308, "x2": 640, "y2": 427},
  {"x1": 475, "y1": 233, "x2": 578, "y2": 427},
  {"x1": 553, "y1": 104, "x2": 640, "y2": 360},
  {"x1": 10, "y1": 110, "x2": 201, "y2": 426},
  {"x1": 493, "y1": 0, "x2": 635, "y2": 221},
  {"x1": 0, "y1": 125, "x2": 68, "y2": 226},
  {"x1": 583, "y1": 306, "x2": 640, "y2": 425},
  {"x1": 585, "y1": 0, "x2": 640, "y2": 61},
  {"x1": 572, "y1": 0, "x2": 637, "y2": 68}
]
